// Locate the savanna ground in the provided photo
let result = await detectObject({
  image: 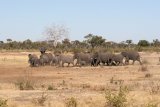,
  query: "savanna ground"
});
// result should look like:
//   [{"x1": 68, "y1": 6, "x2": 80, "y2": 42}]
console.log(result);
[{"x1": 0, "y1": 51, "x2": 160, "y2": 107}]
